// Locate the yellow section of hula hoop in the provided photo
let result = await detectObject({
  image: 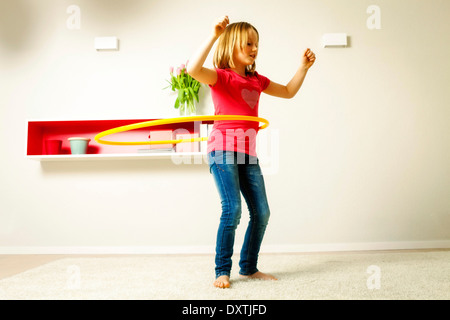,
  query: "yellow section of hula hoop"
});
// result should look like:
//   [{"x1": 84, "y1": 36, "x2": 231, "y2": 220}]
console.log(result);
[{"x1": 94, "y1": 115, "x2": 269, "y2": 146}]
